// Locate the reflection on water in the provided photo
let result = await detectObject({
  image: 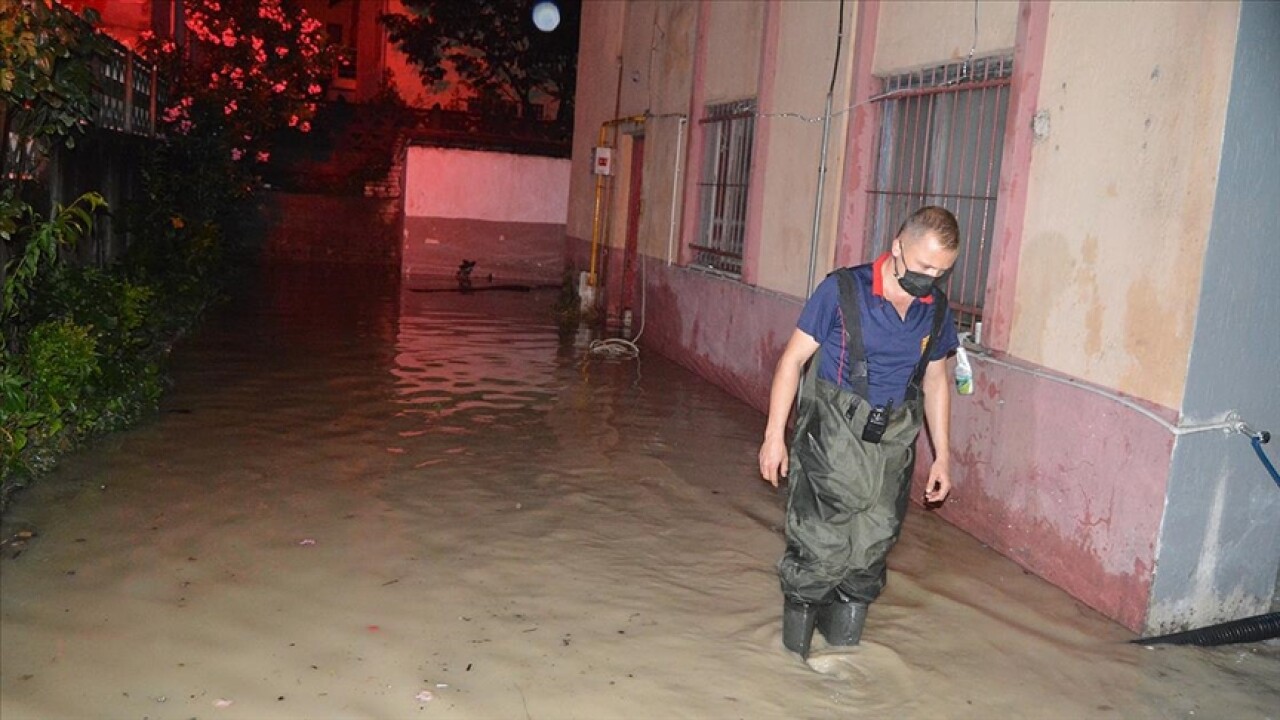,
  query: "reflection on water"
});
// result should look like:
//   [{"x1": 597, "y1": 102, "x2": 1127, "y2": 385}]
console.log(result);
[
  {"x1": 0, "y1": 264, "x2": 1276, "y2": 720},
  {"x1": 393, "y1": 309, "x2": 562, "y2": 420}
]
